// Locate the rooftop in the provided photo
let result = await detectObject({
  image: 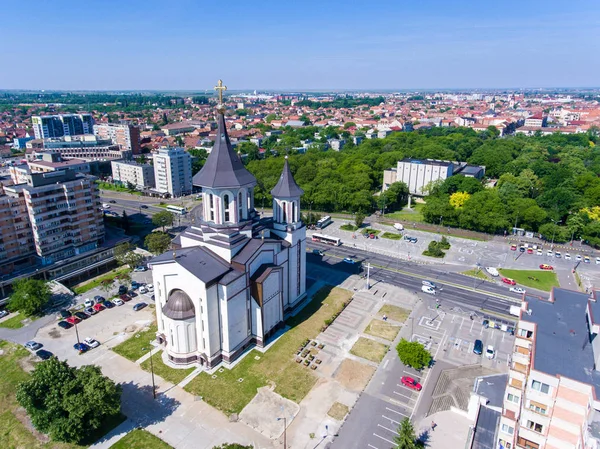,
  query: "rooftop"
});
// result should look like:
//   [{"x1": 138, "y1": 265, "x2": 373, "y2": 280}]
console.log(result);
[
  {"x1": 473, "y1": 373, "x2": 508, "y2": 408},
  {"x1": 400, "y1": 158, "x2": 453, "y2": 167}
]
